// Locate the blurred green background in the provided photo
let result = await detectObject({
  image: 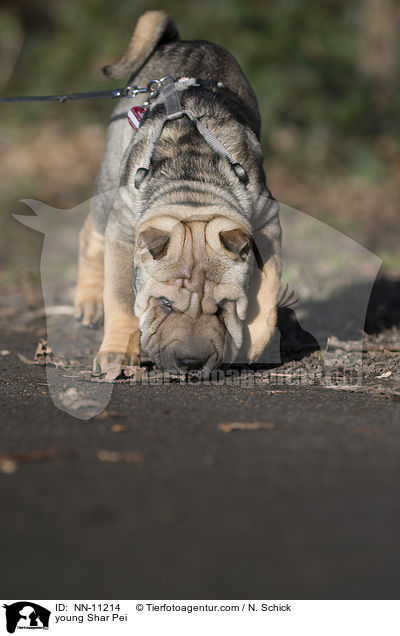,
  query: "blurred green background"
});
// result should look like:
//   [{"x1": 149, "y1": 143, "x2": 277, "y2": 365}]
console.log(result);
[{"x1": 0, "y1": 0, "x2": 399, "y2": 281}]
